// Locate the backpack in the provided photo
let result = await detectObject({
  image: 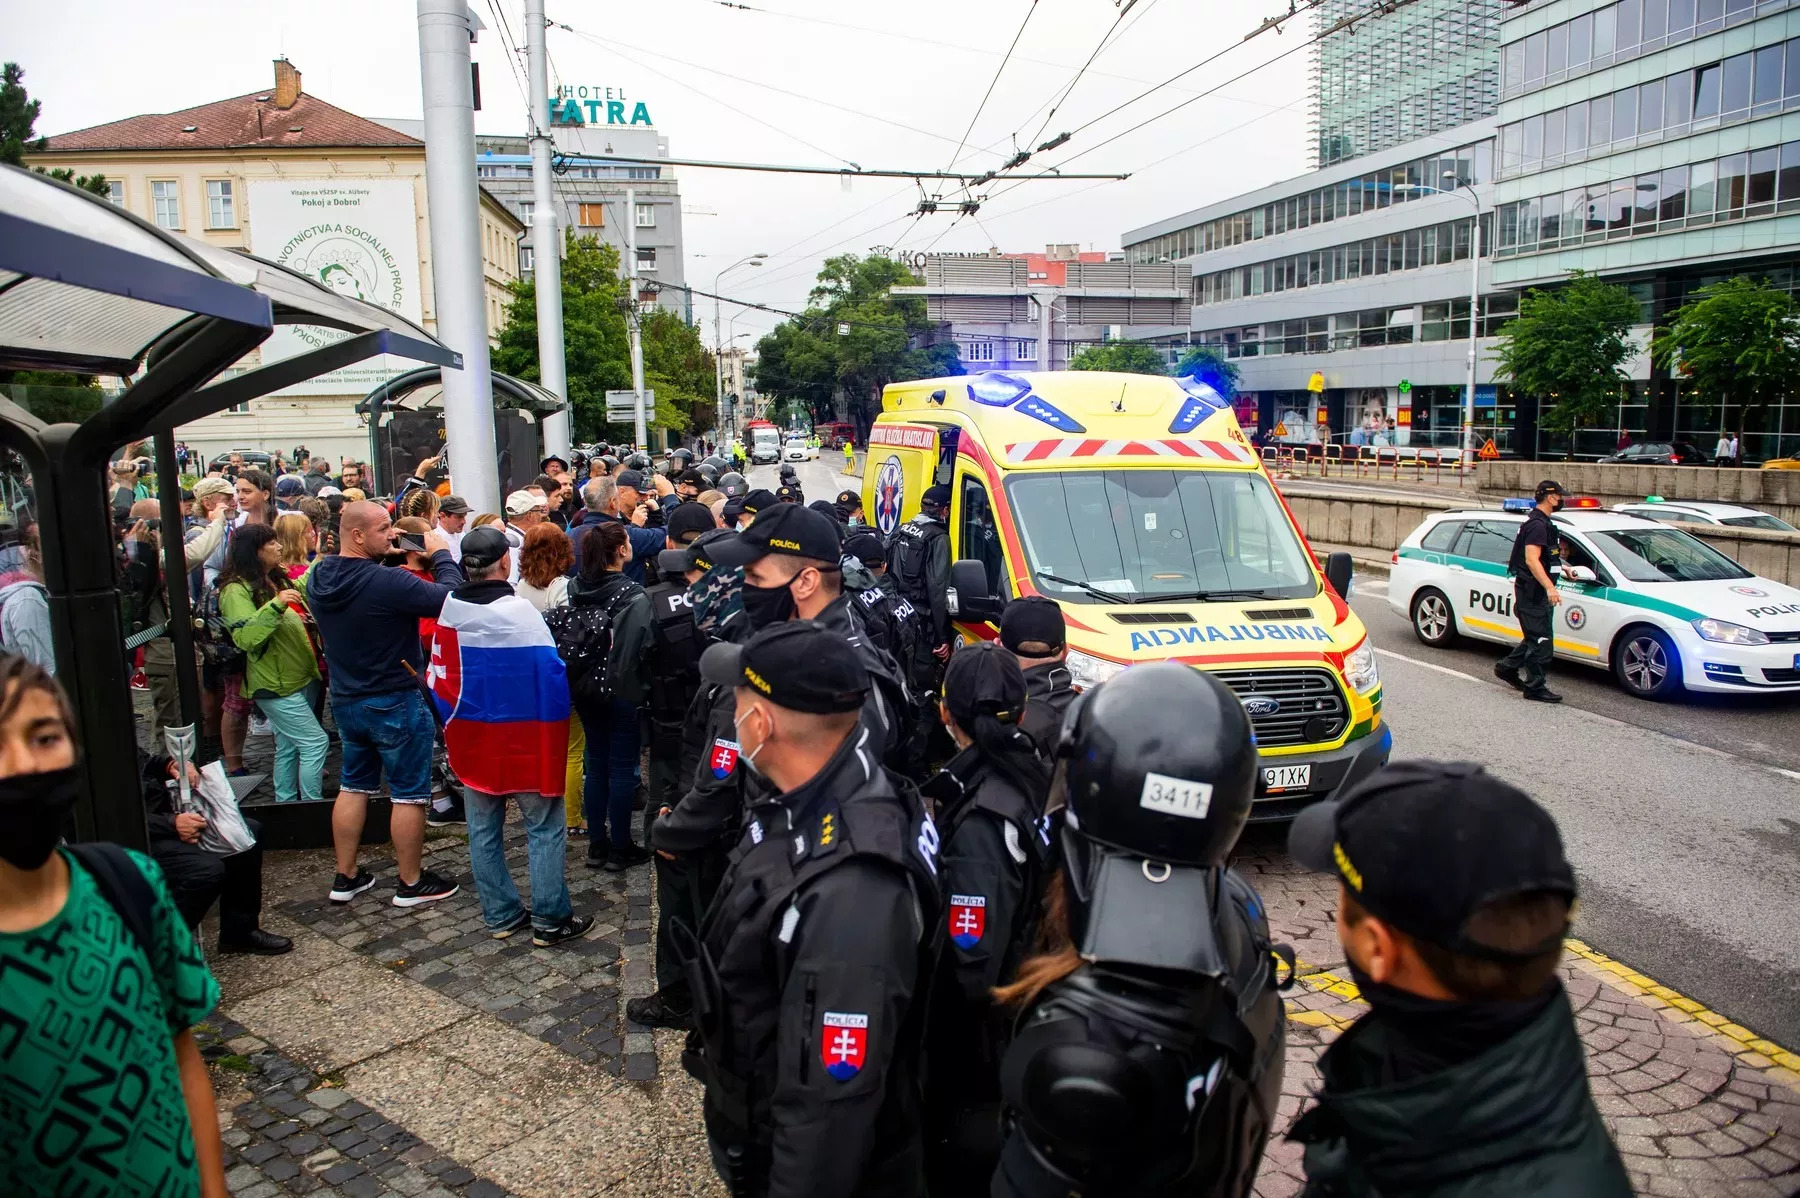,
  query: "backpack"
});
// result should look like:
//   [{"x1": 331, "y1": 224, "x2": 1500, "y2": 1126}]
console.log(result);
[
  {"x1": 546, "y1": 591, "x2": 626, "y2": 704},
  {"x1": 195, "y1": 577, "x2": 246, "y2": 670},
  {"x1": 65, "y1": 842, "x2": 157, "y2": 954},
  {"x1": 0, "y1": 581, "x2": 47, "y2": 654}
]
